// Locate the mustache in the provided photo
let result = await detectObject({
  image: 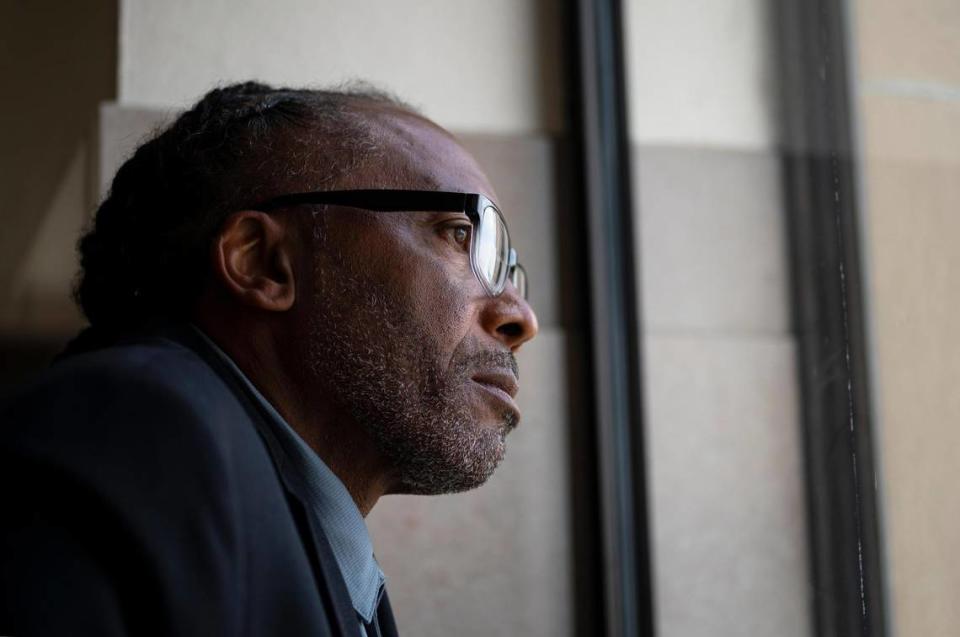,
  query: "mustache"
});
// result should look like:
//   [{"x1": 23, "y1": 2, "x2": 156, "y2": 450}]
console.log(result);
[{"x1": 462, "y1": 349, "x2": 519, "y2": 380}]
